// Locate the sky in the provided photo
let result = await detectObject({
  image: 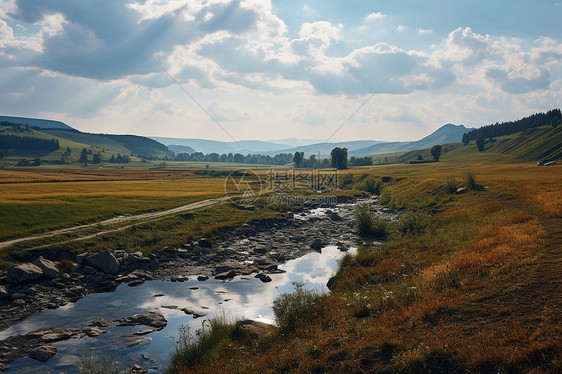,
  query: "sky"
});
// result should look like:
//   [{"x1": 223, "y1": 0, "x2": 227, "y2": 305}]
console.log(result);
[{"x1": 0, "y1": 0, "x2": 561, "y2": 142}]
